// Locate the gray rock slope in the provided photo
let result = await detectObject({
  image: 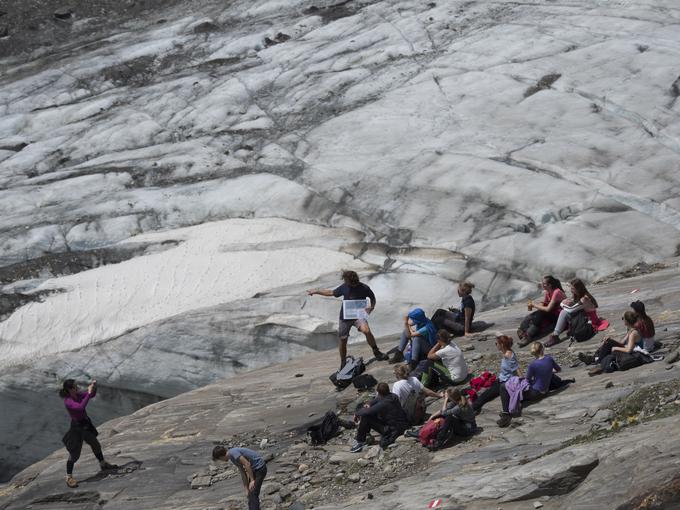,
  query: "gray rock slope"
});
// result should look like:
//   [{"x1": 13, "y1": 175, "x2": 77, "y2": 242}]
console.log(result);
[{"x1": 2, "y1": 261, "x2": 680, "y2": 509}]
